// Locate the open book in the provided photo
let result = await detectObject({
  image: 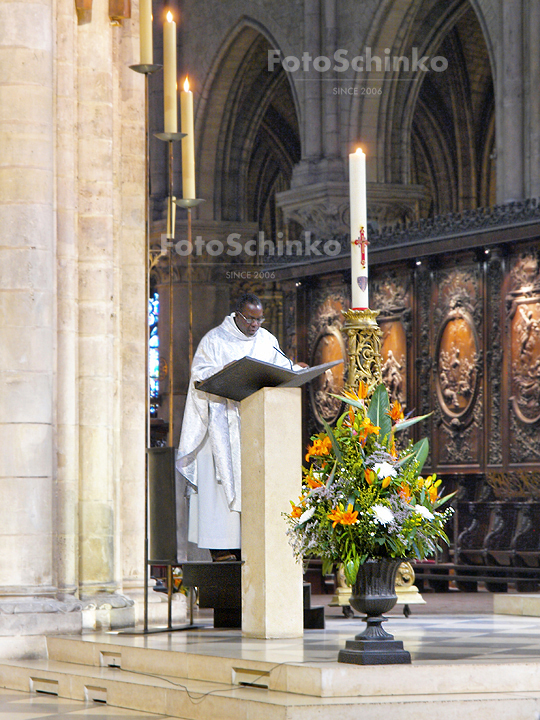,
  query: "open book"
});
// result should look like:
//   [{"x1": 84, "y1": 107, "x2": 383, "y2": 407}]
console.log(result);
[{"x1": 195, "y1": 357, "x2": 343, "y2": 402}]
